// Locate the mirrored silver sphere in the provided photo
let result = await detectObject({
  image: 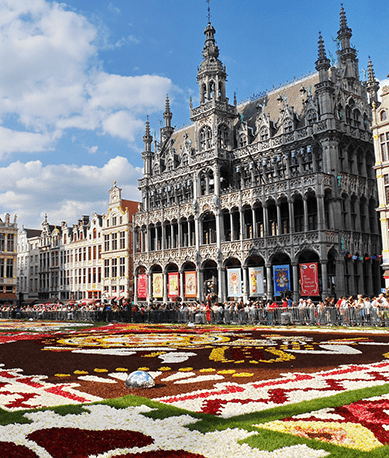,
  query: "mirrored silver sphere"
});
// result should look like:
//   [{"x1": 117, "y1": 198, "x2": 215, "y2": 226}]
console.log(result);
[{"x1": 125, "y1": 370, "x2": 155, "y2": 389}]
